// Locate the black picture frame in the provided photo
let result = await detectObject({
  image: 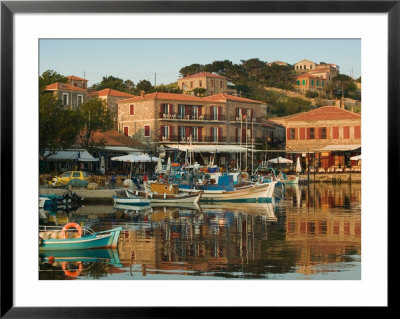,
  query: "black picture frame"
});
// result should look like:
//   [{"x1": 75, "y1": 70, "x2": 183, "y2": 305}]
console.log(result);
[{"x1": 1, "y1": 1, "x2": 394, "y2": 317}]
